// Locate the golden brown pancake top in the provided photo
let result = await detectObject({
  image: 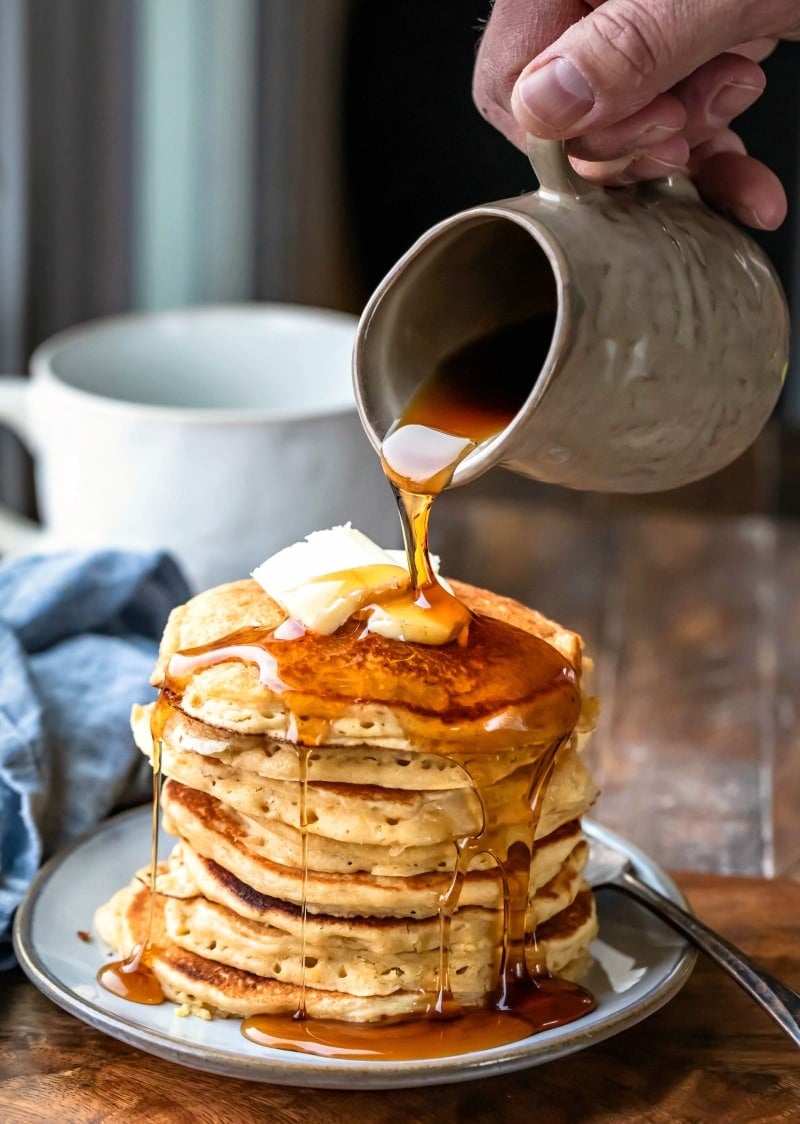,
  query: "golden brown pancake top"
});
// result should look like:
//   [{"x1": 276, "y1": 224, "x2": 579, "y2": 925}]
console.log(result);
[{"x1": 152, "y1": 578, "x2": 584, "y2": 748}]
